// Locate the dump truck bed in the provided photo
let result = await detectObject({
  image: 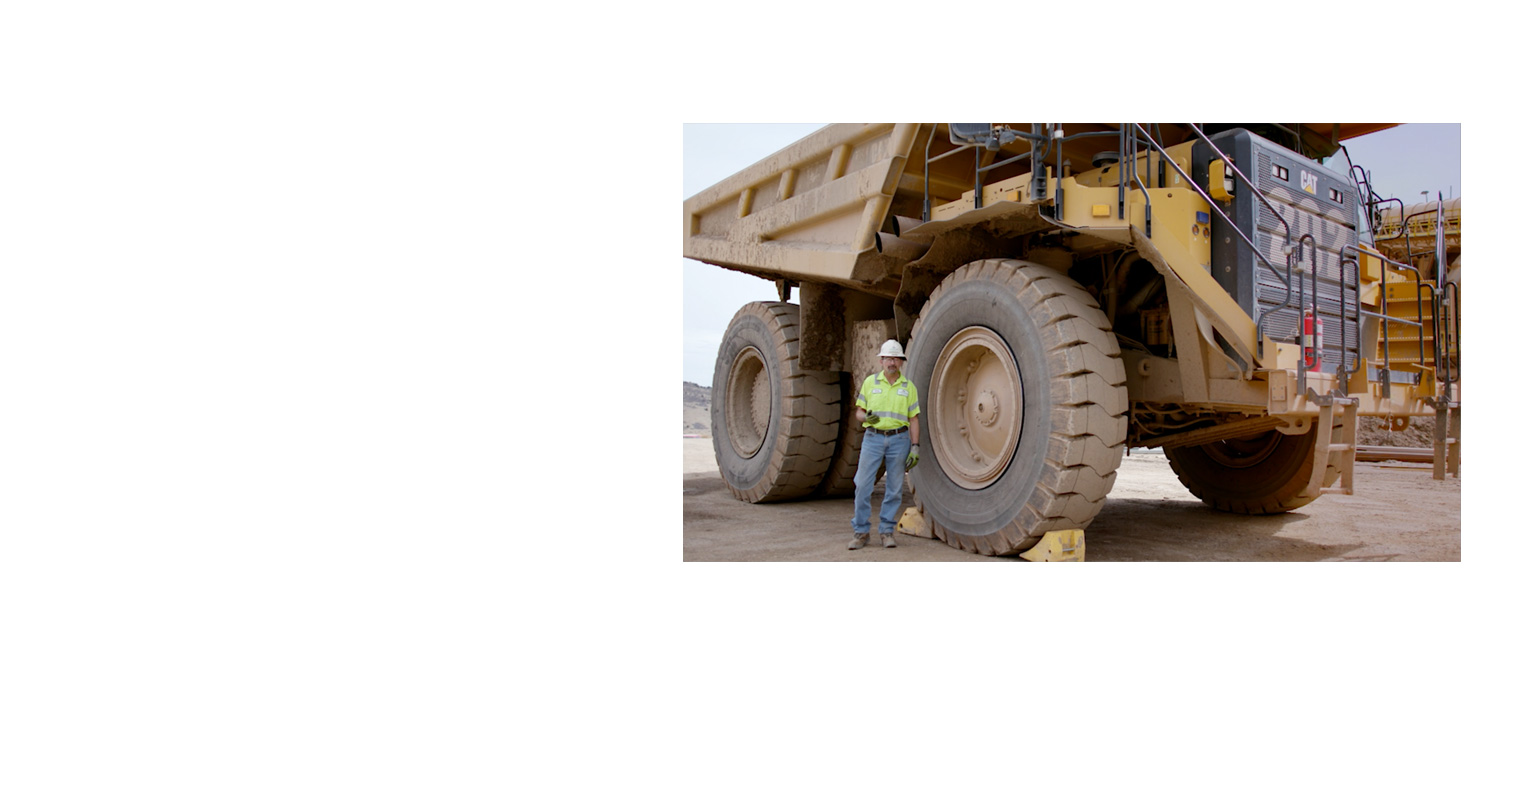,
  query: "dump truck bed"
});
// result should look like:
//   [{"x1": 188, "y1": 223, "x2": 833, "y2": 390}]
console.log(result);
[
  {"x1": 683, "y1": 124, "x2": 920, "y2": 291},
  {"x1": 683, "y1": 123, "x2": 1395, "y2": 297}
]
